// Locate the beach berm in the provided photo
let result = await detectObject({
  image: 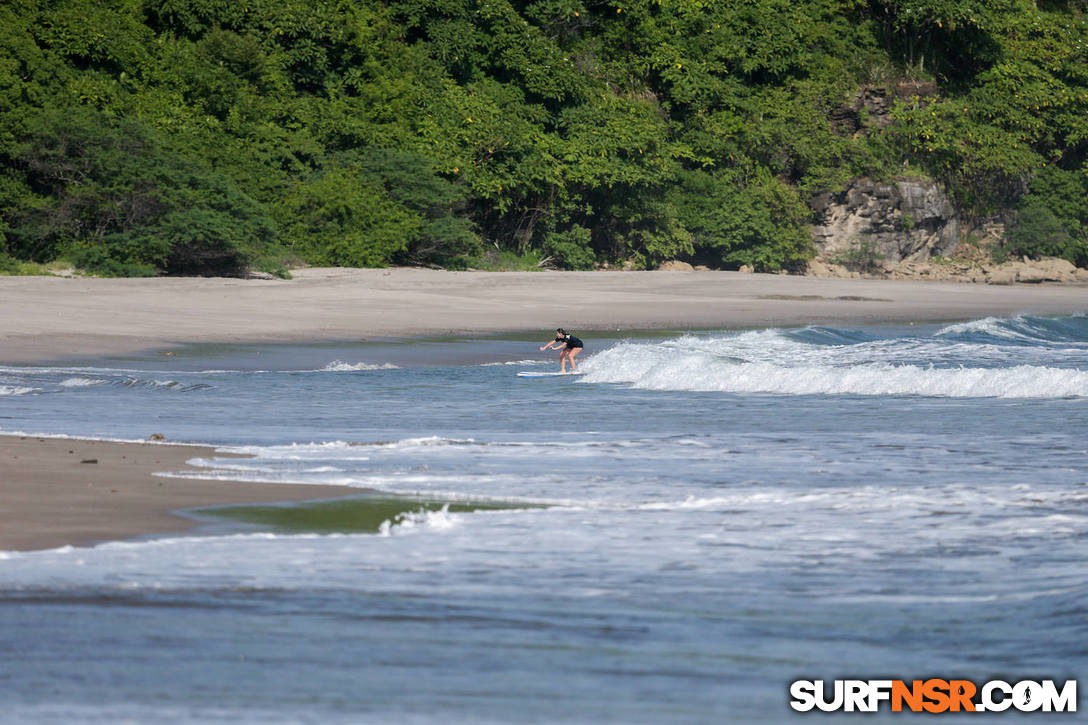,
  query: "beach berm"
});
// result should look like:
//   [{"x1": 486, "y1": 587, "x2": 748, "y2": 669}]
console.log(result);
[{"x1": 1, "y1": 268, "x2": 1086, "y2": 363}]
